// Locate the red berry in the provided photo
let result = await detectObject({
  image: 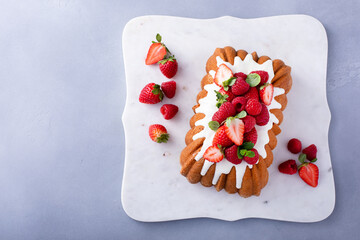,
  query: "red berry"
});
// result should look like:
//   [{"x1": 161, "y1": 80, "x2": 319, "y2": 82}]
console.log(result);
[
  {"x1": 149, "y1": 124, "x2": 169, "y2": 143},
  {"x1": 139, "y1": 83, "x2": 163, "y2": 104},
  {"x1": 250, "y1": 70, "x2": 269, "y2": 85},
  {"x1": 219, "y1": 87, "x2": 235, "y2": 102},
  {"x1": 243, "y1": 148, "x2": 259, "y2": 165},
  {"x1": 244, "y1": 127, "x2": 258, "y2": 145},
  {"x1": 242, "y1": 115, "x2": 256, "y2": 133},
  {"x1": 224, "y1": 118, "x2": 245, "y2": 146},
  {"x1": 214, "y1": 64, "x2": 233, "y2": 87},
  {"x1": 159, "y1": 57, "x2": 178, "y2": 78},
  {"x1": 212, "y1": 125, "x2": 234, "y2": 147},
  {"x1": 231, "y1": 97, "x2": 247, "y2": 112},
  {"x1": 244, "y1": 87, "x2": 259, "y2": 101},
  {"x1": 245, "y1": 99, "x2": 262, "y2": 116},
  {"x1": 234, "y1": 72, "x2": 247, "y2": 79},
  {"x1": 161, "y1": 81, "x2": 176, "y2": 99},
  {"x1": 278, "y1": 160, "x2": 297, "y2": 175},
  {"x1": 302, "y1": 144, "x2": 317, "y2": 160},
  {"x1": 287, "y1": 138, "x2": 302, "y2": 154},
  {"x1": 255, "y1": 103, "x2": 270, "y2": 126},
  {"x1": 212, "y1": 102, "x2": 236, "y2": 124},
  {"x1": 145, "y1": 42, "x2": 167, "y2": 65},
  {"x1": 260, "y1": 83, "x2": 274, "y2": 106},
  {"x1": 299, "y1": 163, "x2": 319, "y2": 187},
  {"x1": 160, "y1": 104, "x2": 178, "y2": 120},
  {"x1": 204, "y1": 145, "x2": 224, "y2": 163},
  {"x1": 231, "y1": 77, "x2": 250, "y2": 96},
  {"x1": 225, "y1": 145, "x2": 242, "y2": 164}
]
